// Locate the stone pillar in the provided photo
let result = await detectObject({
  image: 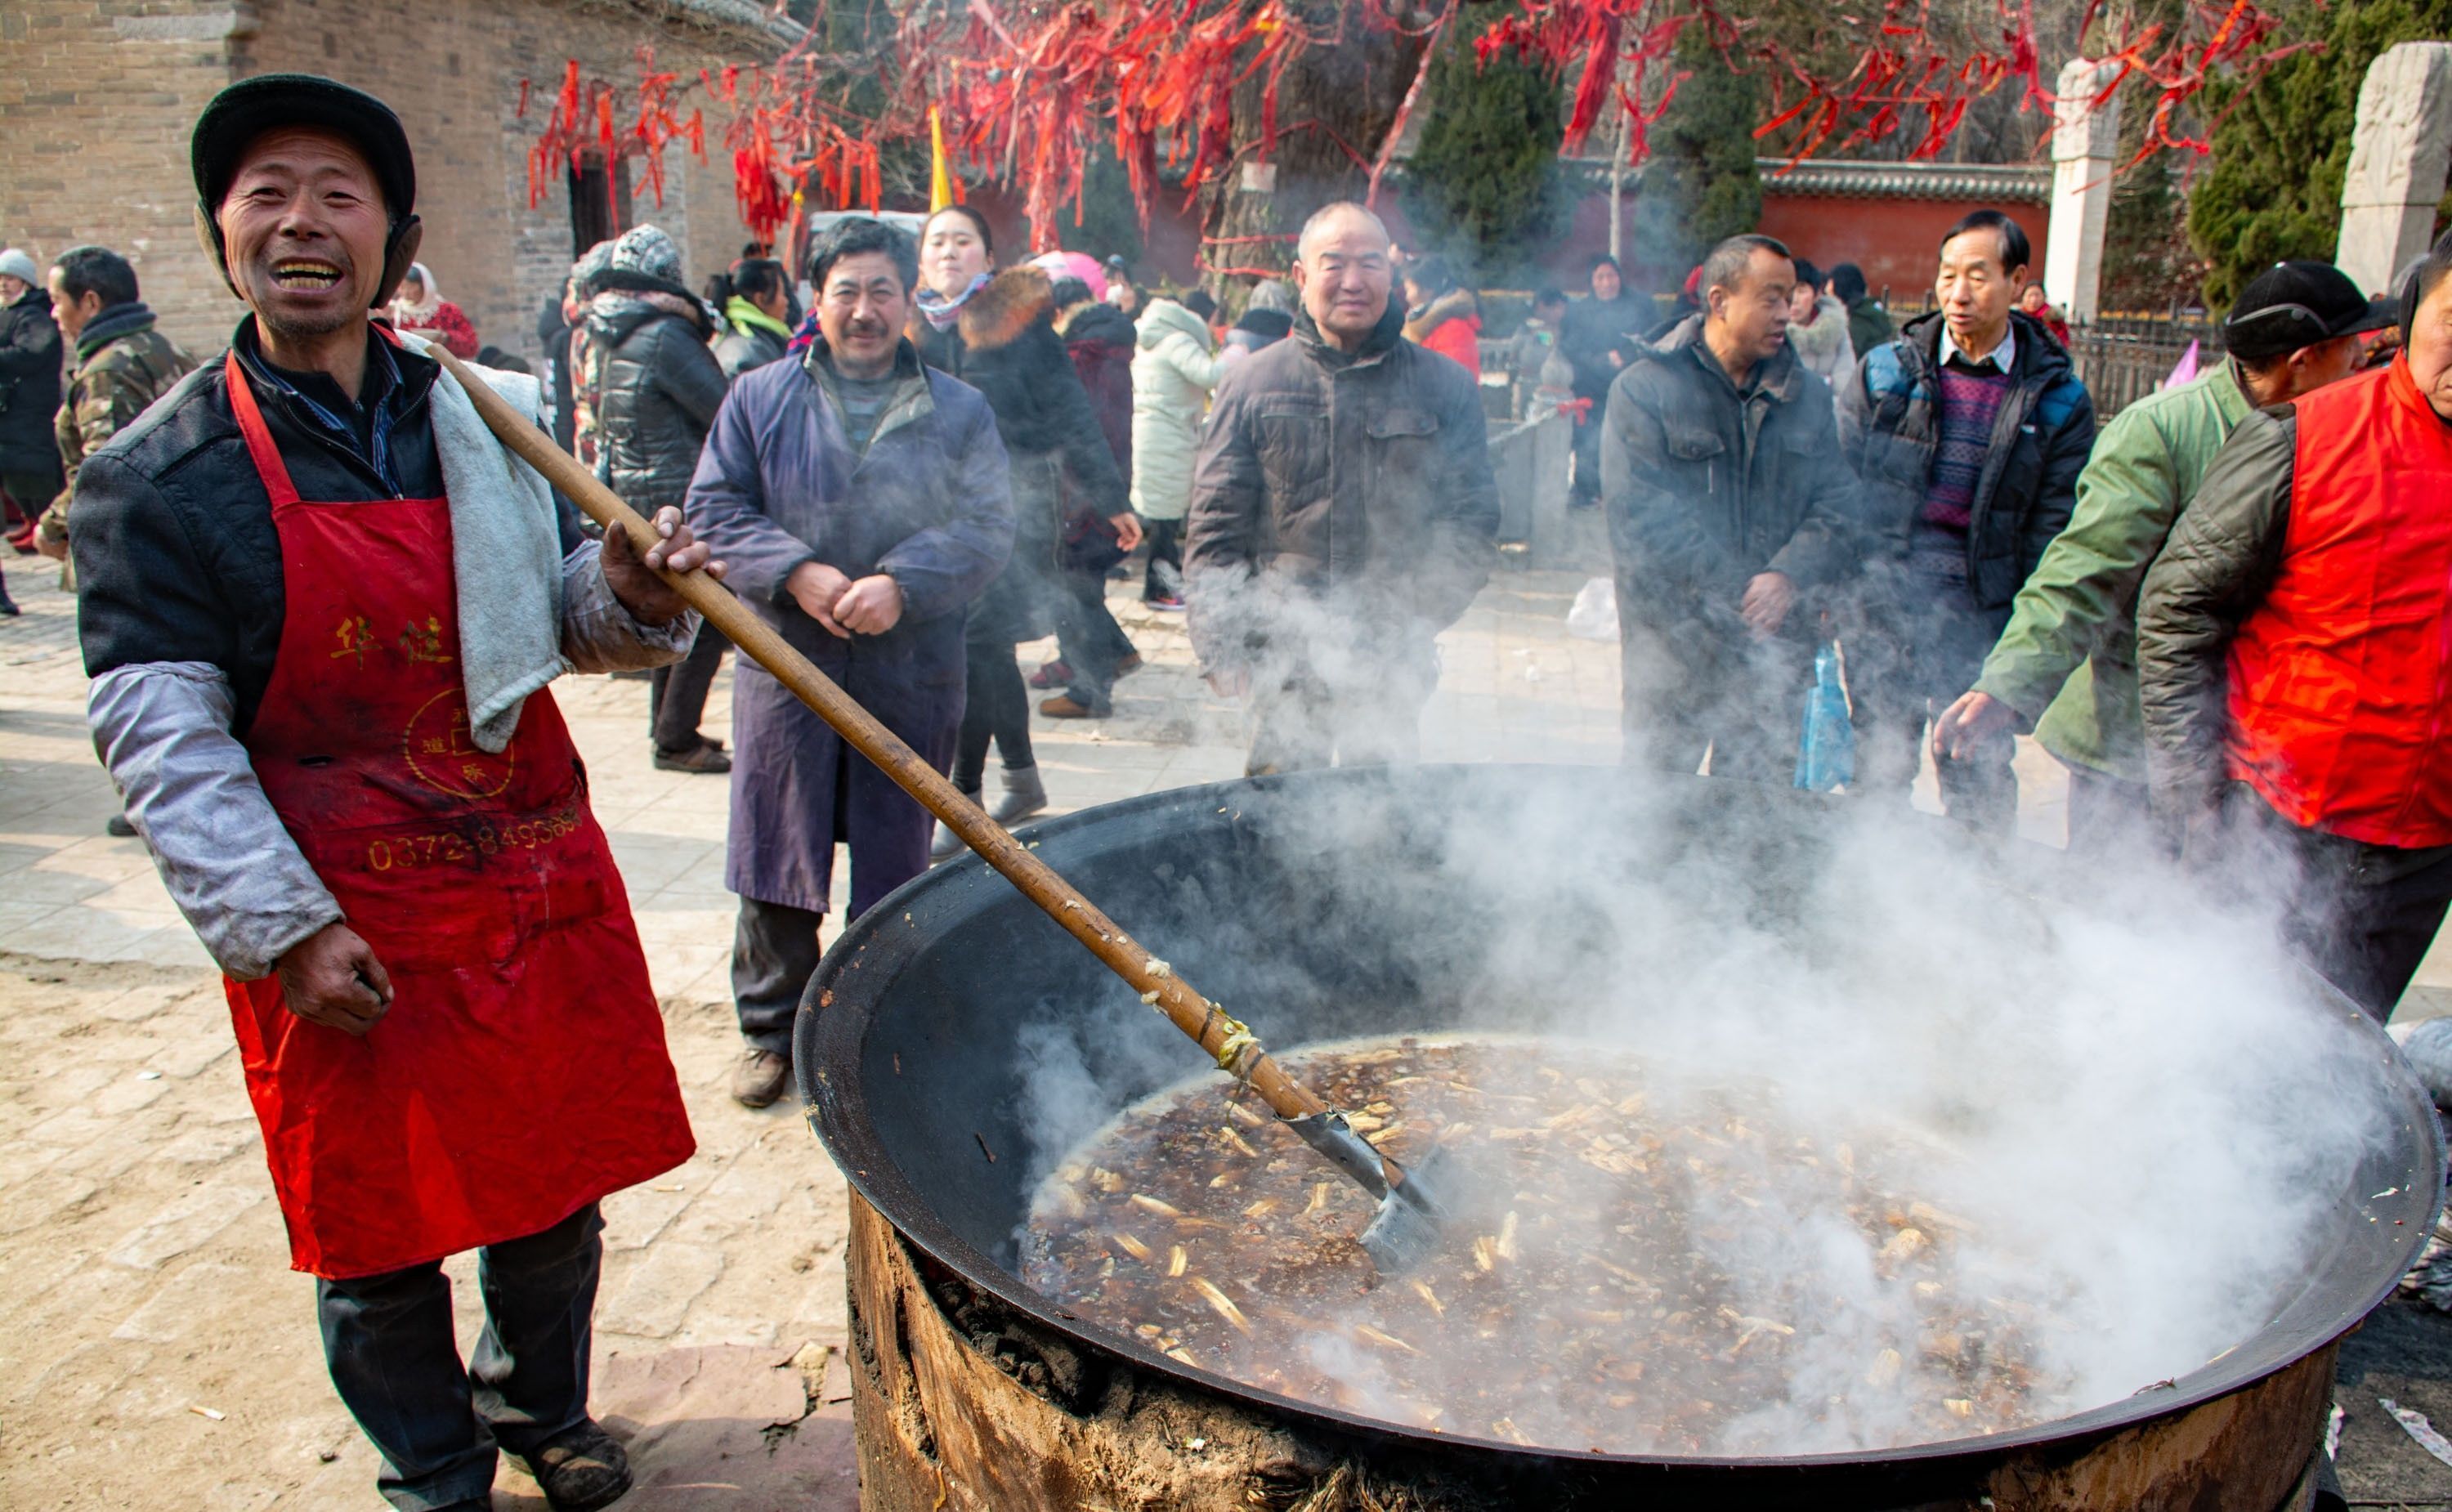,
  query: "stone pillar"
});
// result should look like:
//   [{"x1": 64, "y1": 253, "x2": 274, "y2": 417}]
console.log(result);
[
  {"x1": 2337, "y1": 42, "x2": 2452, "y2": 297},
  {"x1": 2044, "y1": 58, "x2": 2123, "y2": 324}
]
